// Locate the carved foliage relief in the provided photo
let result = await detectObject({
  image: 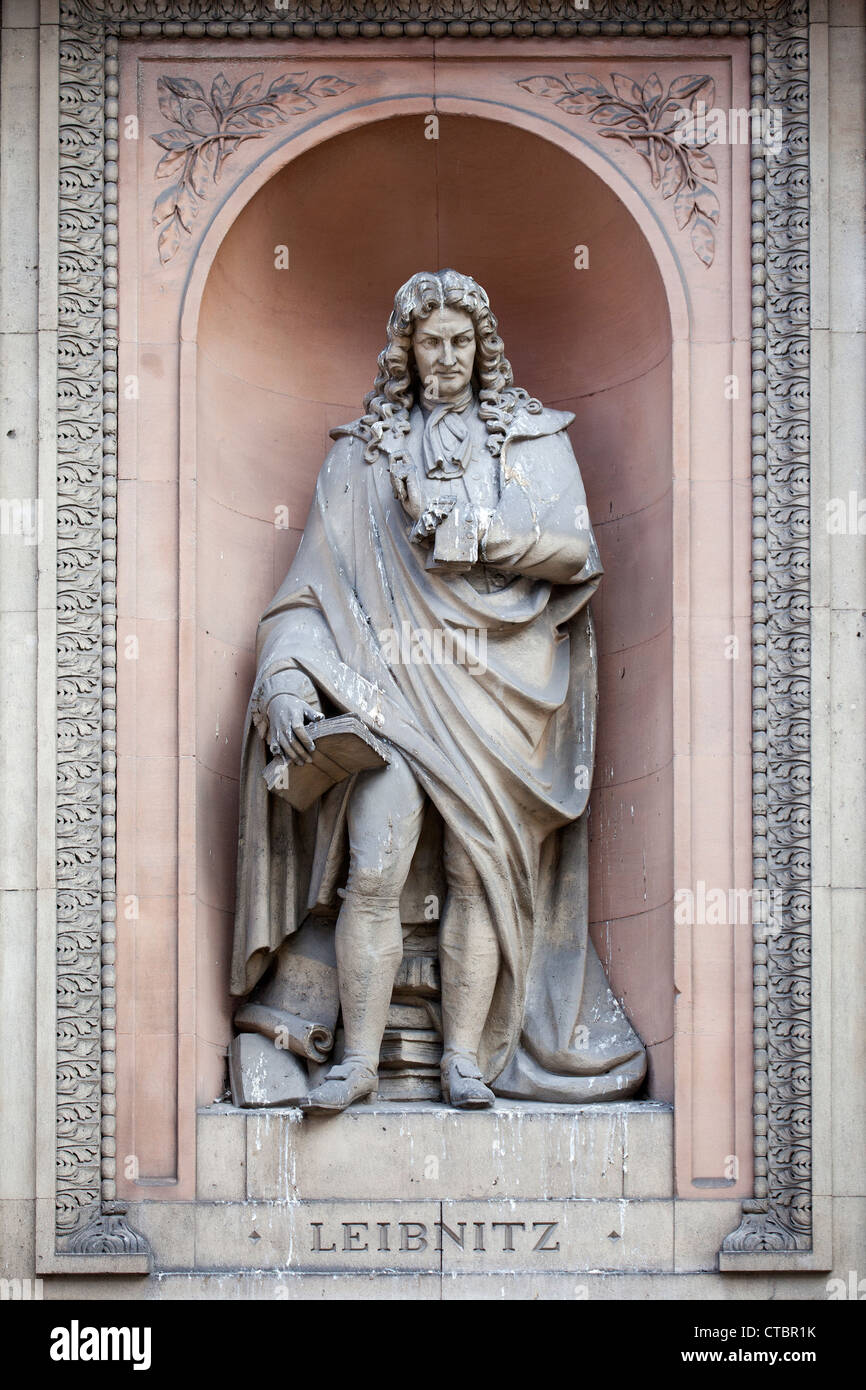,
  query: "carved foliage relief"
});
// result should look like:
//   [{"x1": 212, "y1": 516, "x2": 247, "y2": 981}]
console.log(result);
[
  {"x1": 516, "y1": 71, "x2": 720, "y2": 265},
  {"x1": 152, "y1": 70, "x2": 355, "y2": 261},
  {"x1": 57, "y1": 26, "x2": 108, "y2": 1235}
]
